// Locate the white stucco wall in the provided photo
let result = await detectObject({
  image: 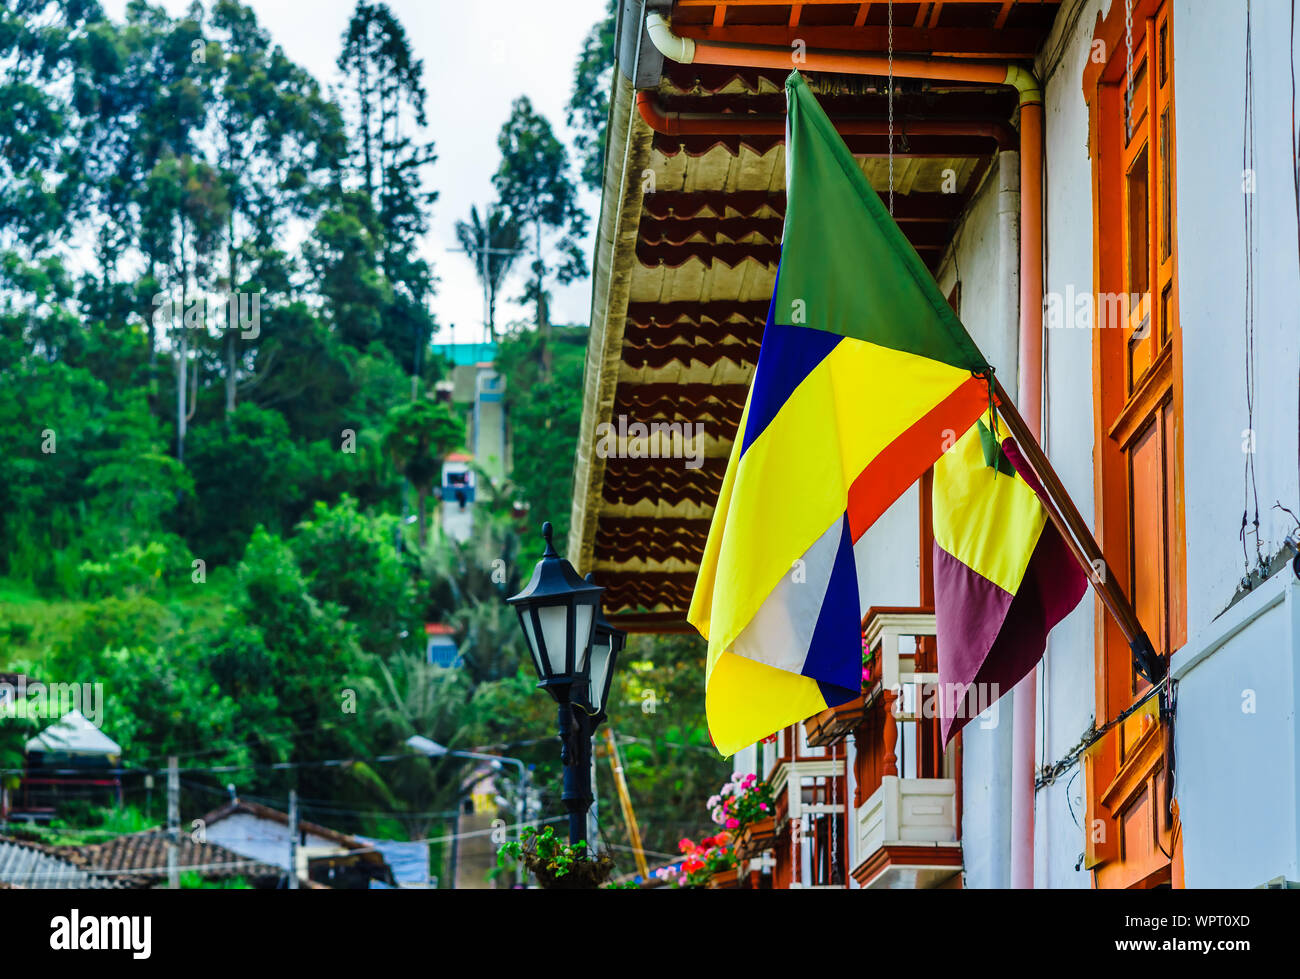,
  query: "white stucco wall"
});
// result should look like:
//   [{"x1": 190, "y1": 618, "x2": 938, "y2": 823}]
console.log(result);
[
  {"x1": 1172, "y1": 570, "x2": 1300, "y2": 887},
  {"x1": 1172, "y1": 0, "x2": 1300, "y2": 636},
  {"x1": 934, "y1": 153, "x2": 1022, "y2": 888},
  {"x1": 1167, "y1": 0, "x2": 1300, "y2": 887}
]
